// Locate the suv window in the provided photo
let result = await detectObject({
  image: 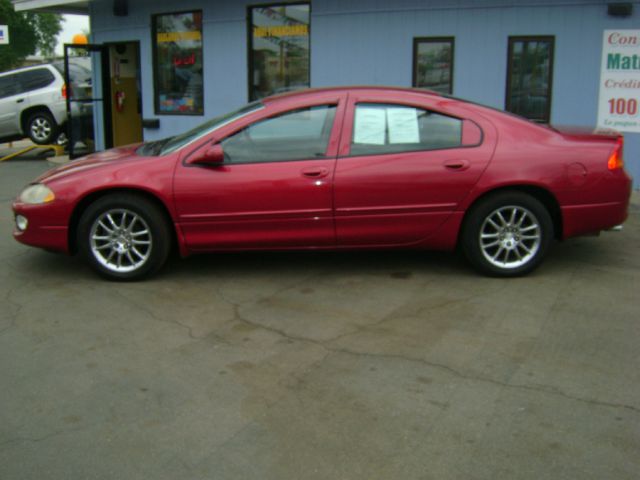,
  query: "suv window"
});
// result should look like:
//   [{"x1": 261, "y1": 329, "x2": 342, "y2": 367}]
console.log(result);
[
  {"x1": 351, "y1": 103, "x2": 462, "y2": 156},
  {"x1": 16, "y1": 68, "x2": 55, "y2": 94},
  {"x1": 221, "y1": 105, "x2": 336, "y2": 163},
  {"x1": 0, "y1": 74, "x2": 20, "y2": 99}
]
